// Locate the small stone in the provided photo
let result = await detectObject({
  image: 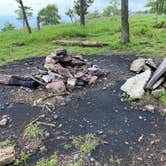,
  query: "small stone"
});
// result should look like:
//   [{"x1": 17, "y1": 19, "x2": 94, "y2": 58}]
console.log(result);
[
  {"x1": 145, "y1": 105, "x2": 155, "y2": 112},
  {"x1": 96, "y1": 130, "x2": 104, "y2": 135},
  {"x1": 73, "y1": 153, "x2": 79, "y2": 161},
  {"x1": 90, "y1": 157, "x2": 95, "y2": 162},
  {"x1": 53, "y1": 114, "x2": 58, "y2": 120},
  {"x1": 67, "y1": 78, "x2": 77, "y2": 90},
  {"x1": 0, "y1": 118, "x2": 8, "y2": 126},
  {"x1": 130, "y1": 59, "x2": 145, "y2": 73}
]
